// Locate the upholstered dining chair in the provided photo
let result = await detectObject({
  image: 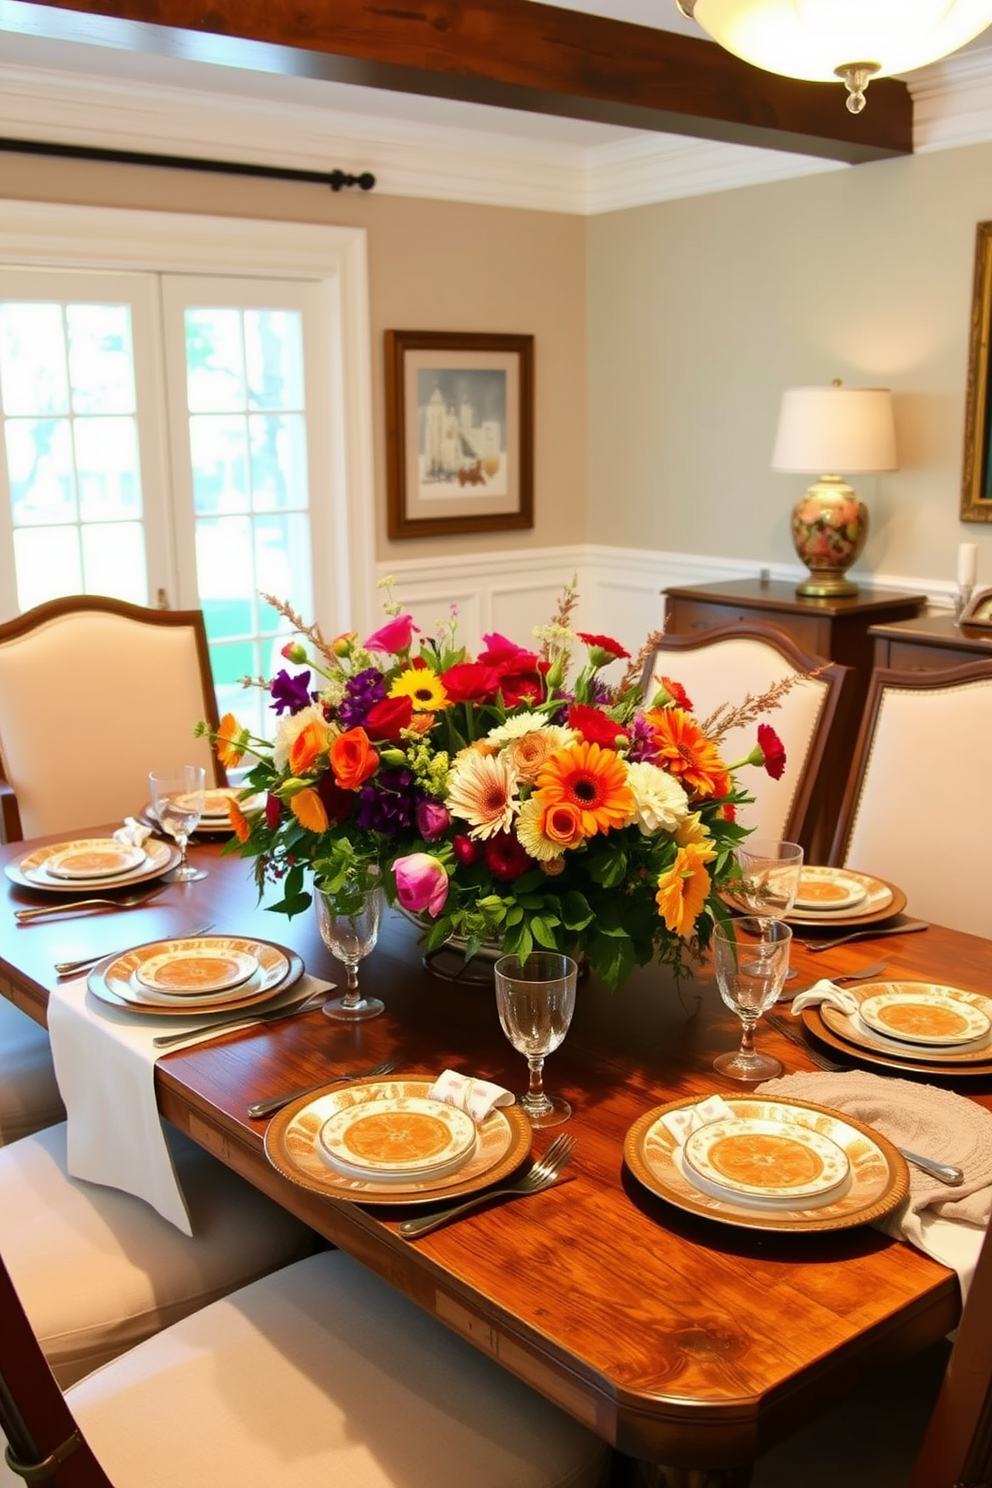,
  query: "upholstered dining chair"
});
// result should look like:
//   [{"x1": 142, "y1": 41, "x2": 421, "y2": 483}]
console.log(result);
[
  {"x1": 0, "y1": 1245, "x2": 610, "y2": 1488},
  {"x1": 829, "y1": 659, "x2": 992, "y2": 939},
  {"x1": 0, "y1": 594, "x2": 224, "y2": 844},
  {"x1": 643, "y1": 621, "x2": 850, "y2": 854}
]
